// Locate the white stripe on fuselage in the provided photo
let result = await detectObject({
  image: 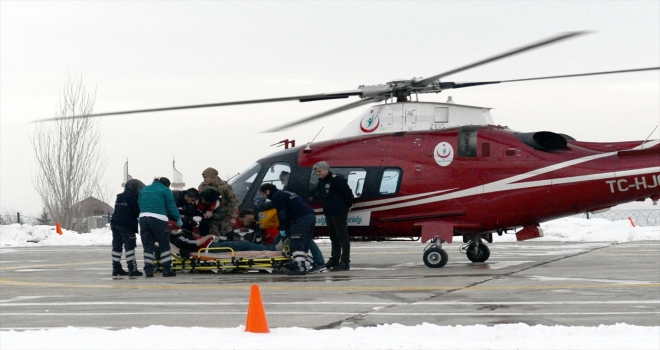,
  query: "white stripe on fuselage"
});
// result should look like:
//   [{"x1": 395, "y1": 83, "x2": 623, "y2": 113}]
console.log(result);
[
  {"x1": 314, "y1": 188, "x2": 456, "y2": 213},
  {"x1": 355, "y1": 142, "x2": 660, "y2": 213}
]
